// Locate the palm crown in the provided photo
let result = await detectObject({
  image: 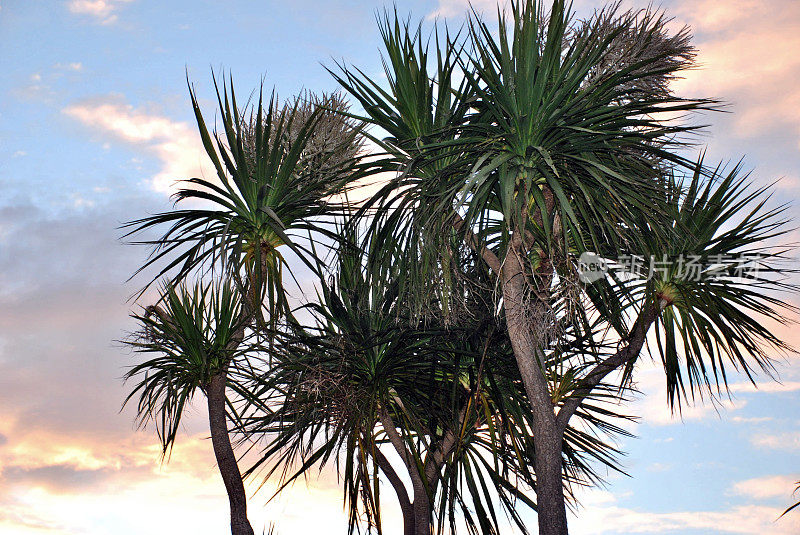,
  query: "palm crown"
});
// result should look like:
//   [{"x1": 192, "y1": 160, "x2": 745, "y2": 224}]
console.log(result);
[
  {"x1": 124, "y1": 77, "x2": 363, "y2": 318},
  {"x1": 124, "y1": 281, "x2": 255, "y2": 455}
]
